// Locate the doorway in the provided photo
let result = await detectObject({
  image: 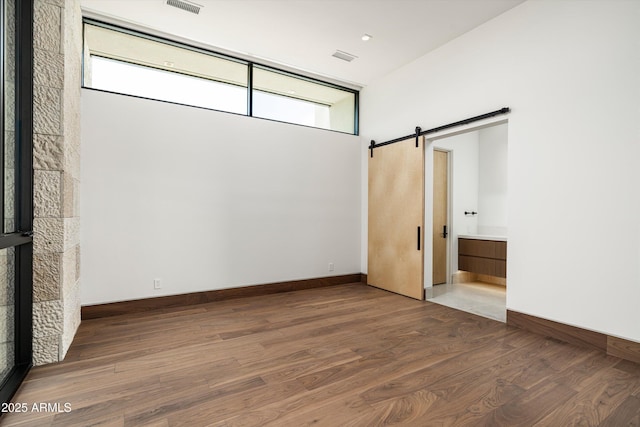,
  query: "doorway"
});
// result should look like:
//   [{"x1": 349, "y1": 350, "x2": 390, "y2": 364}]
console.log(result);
[{"x1": 425, "y1": 121, "x2": 508, "y2": 322}]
